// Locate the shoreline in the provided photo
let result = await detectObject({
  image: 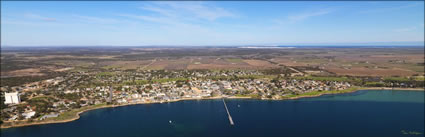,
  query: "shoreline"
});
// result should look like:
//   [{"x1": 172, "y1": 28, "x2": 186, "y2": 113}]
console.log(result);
[
  {"x1": 284, "y1": 87, "x2": 424, "y2": 100},
  {"x1": 1, "y1": 87, "x2": 423, "y2": 129}
]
